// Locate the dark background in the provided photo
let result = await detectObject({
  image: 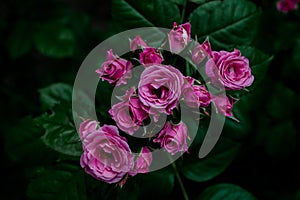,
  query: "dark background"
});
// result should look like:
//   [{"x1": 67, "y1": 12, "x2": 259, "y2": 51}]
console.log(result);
[{"x1": 1, "y1": 0, "x2": 300, "y2": 199}]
